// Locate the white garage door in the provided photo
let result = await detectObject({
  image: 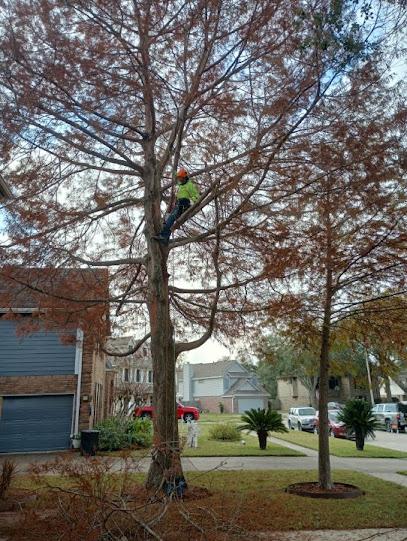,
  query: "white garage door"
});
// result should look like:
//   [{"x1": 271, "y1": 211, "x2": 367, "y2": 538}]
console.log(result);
[{"x1": 237, "y1": 398, "x2": 264, "y2": 413}]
